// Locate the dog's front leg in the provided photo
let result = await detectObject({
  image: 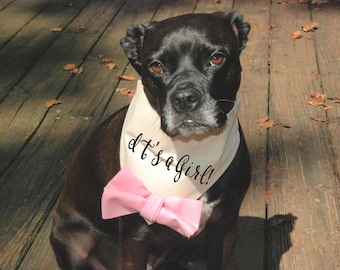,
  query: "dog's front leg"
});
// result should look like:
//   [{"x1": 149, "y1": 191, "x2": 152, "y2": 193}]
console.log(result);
[
  {"x1": 206, "y1": 215, "x2": 239, "y2": 270},
  {"x1": 119, "y1": 216, "x2": 151, "y2": 270}
]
